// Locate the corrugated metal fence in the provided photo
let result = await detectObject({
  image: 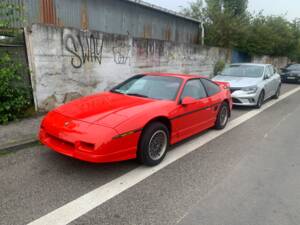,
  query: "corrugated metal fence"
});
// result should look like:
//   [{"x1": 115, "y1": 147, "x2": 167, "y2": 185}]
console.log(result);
[{"x1": 1, "y1": 0, "x2": 200, "y2": 44}]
